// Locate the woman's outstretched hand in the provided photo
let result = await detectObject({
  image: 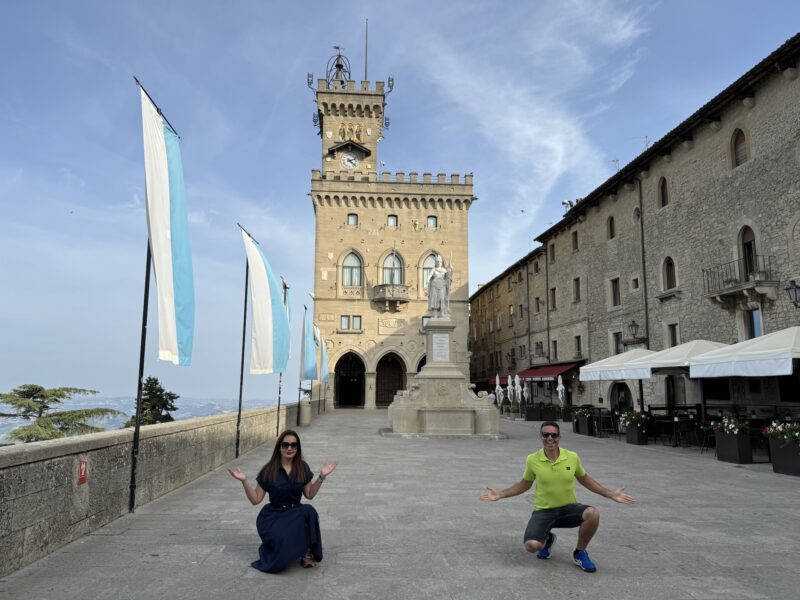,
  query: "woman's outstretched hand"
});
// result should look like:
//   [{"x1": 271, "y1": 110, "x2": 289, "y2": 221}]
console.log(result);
[
  {"x1": 320, "y1": 460, "x2": 339, "y2": 478},
  {"x1": 228, "y1": 467, "x2": 247, "y2": 482}
]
